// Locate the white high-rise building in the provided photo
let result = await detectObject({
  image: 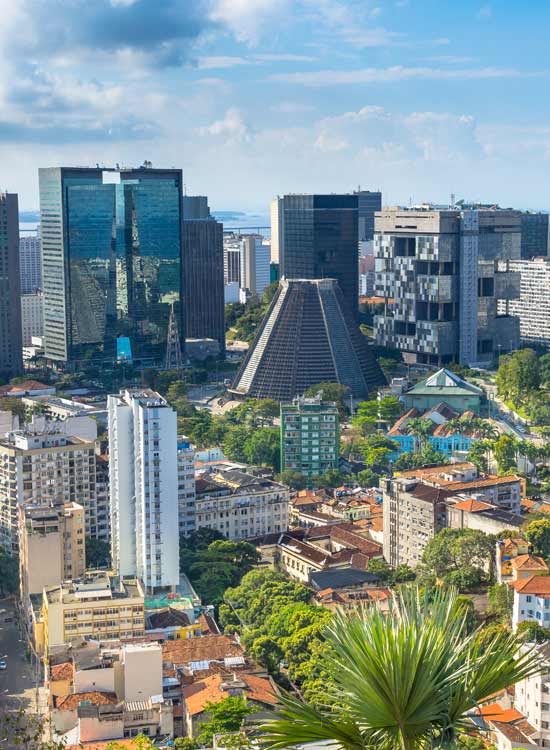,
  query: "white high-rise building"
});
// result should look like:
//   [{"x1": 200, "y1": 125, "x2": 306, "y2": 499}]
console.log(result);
[
  {"x1": 177, "y1": 436, "x2": 196, "y2": 537},
  {"x1": 21, "y1": 292, "x2": 44, "y2": 346},
  {"x1": 498, "y1": 257, "x2": 550, "y2": 350},
  {"x1": 240, "y1": 235, "x2": 270, "y2": 297},
  {"x1": 19, "y1": 234, "x2": 41, "y2": 294},
  {"x1": 108, "y1": 390, "x2": 180, "y2": 592}
]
